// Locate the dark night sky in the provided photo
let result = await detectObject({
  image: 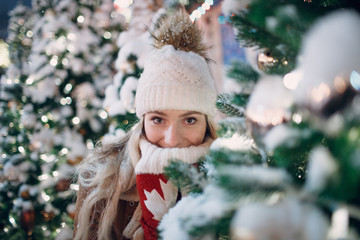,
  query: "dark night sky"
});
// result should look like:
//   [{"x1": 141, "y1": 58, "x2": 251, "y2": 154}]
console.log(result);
[{"x1": 0, "y1": 0, "x2": 32, "y2": 40}]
